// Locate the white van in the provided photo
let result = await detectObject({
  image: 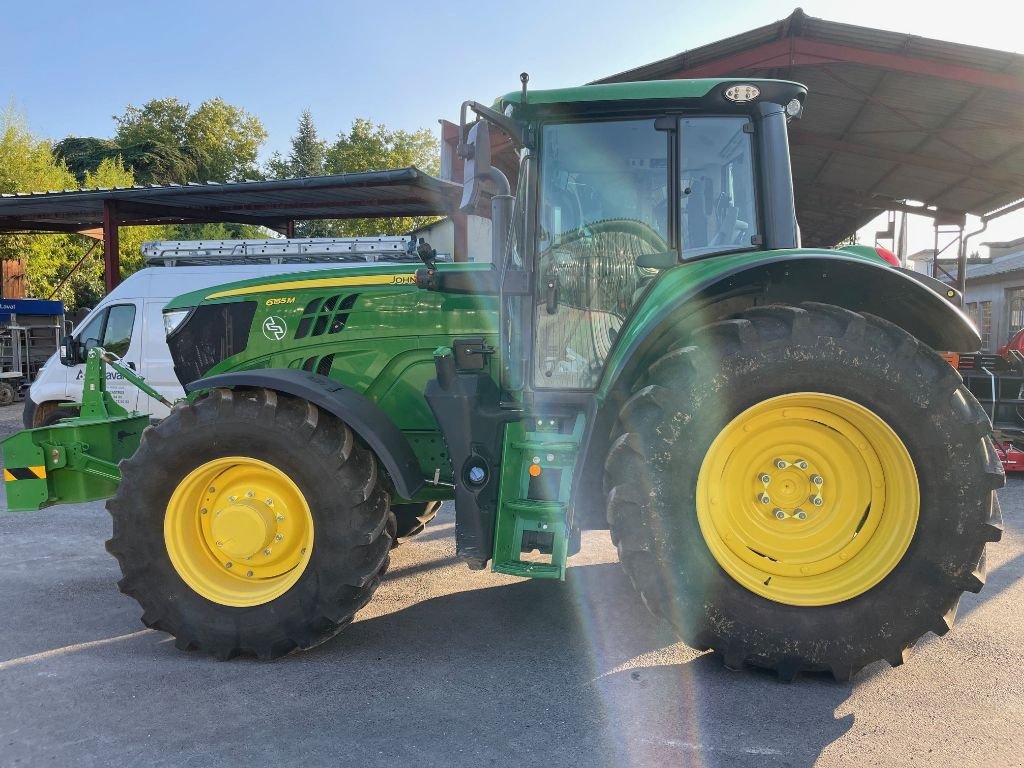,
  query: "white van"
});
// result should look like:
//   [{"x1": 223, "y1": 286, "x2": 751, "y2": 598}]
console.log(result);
[{"x1": 24, "y1": 236, "x2": 430, "y2": 428}]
